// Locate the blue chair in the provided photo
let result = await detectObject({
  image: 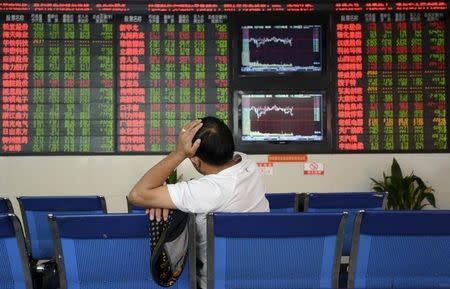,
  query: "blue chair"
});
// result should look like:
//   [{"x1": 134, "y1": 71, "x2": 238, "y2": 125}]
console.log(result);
[
  {"x1": 348, "y1": 210, "x2": 450, "y2": 289},
  {"x1": 301, "y1": 192, "x2": 386, "y2": 256},
  {"x1": 0, "y1": 214, "x2": 33, "y2": 289},
  {"x1": 265, "y1": 193, "x2": 299, "y2": 212},
  {"x1": 50, "y1": 213, "x2": 195, "y2": 289},
  {"x1": 0, "y1": 197, "x2": 14, "y2": 214},
  {"x1": 17, "y1": 196, "x2": 107, "y2": 260},
  {"x1": 126, "y1": 196, "x2": 146, "y2": 213},
  {"x1": 207, "y1": 212, "x2": 347, "y2": 289}
]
